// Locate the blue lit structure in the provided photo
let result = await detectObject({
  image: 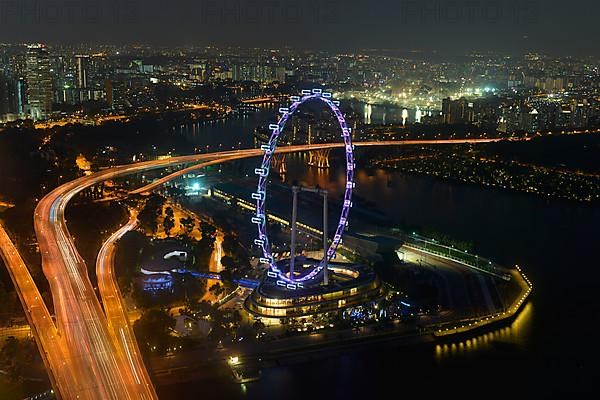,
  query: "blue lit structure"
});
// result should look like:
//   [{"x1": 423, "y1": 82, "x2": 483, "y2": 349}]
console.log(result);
[{"x1": 253, "y1": 90, "x2": 355, "y2": 286}]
